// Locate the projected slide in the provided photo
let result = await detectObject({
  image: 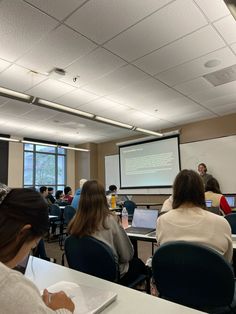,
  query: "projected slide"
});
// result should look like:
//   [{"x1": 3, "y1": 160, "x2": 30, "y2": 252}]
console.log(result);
[{"x1": 119, "y1": 136, "x2": 180, "y2": 188}]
